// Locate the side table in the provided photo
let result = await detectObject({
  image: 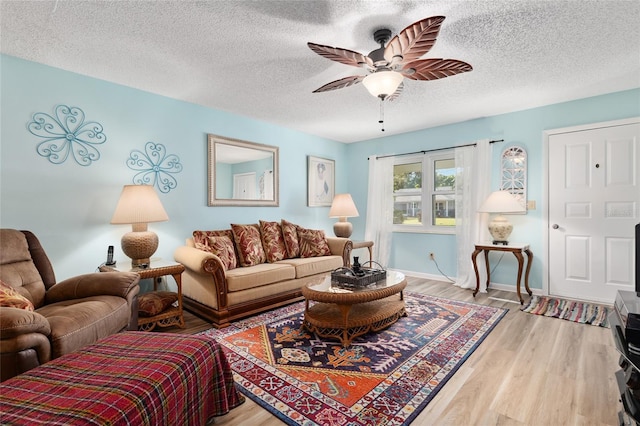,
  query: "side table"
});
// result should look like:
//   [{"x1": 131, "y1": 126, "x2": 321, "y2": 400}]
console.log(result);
[
  {"x1": 471, "y1": 242, "x2": 533, "y2": 304},
  {"x1": 100, "y1": 259, "x2": 185, "y2": 331}
]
